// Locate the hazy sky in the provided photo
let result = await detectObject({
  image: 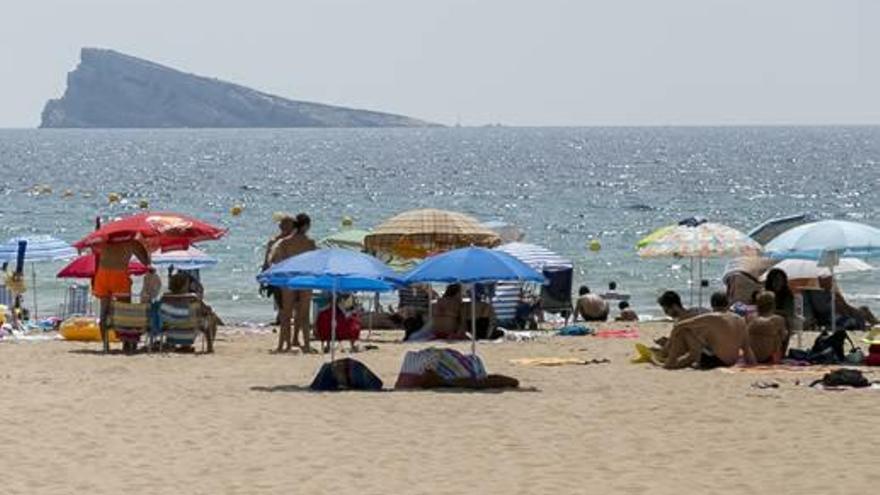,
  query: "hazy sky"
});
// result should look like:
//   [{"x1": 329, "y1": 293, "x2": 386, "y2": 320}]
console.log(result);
[{"x1": 1, "y1": 0, "x2": 877, "y2": 127}]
